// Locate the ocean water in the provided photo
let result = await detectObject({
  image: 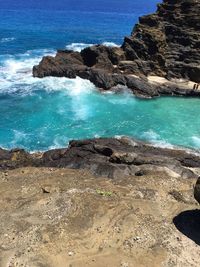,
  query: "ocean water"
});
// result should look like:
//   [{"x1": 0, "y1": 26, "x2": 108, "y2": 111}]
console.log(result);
[{"x1": 1, "y1": 0, "x2": 200, "y2": 151}]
